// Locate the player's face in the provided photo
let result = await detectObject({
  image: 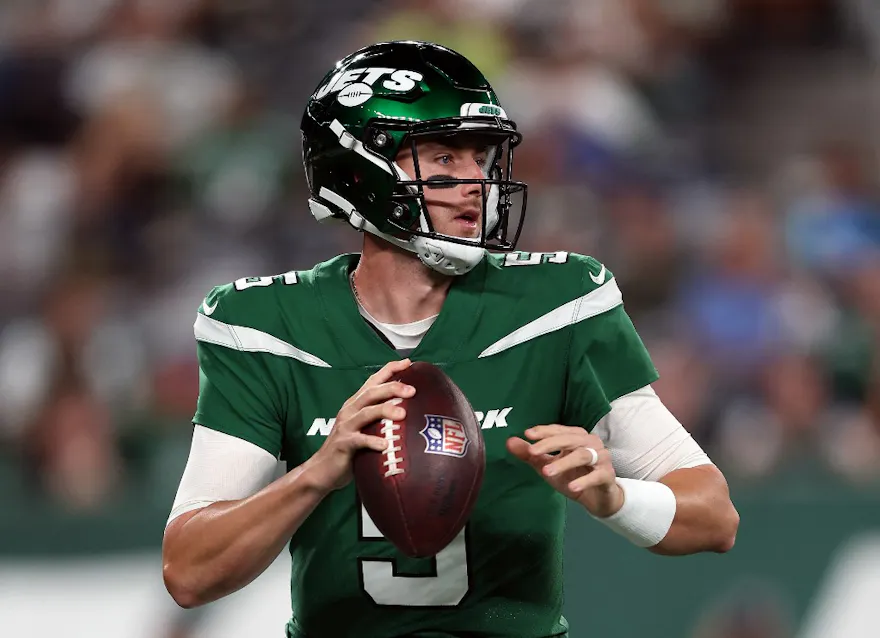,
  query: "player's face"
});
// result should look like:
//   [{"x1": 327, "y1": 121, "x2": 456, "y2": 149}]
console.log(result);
[{"x1": 396, "y1": 137, "x2": 491, "y2": 240}]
